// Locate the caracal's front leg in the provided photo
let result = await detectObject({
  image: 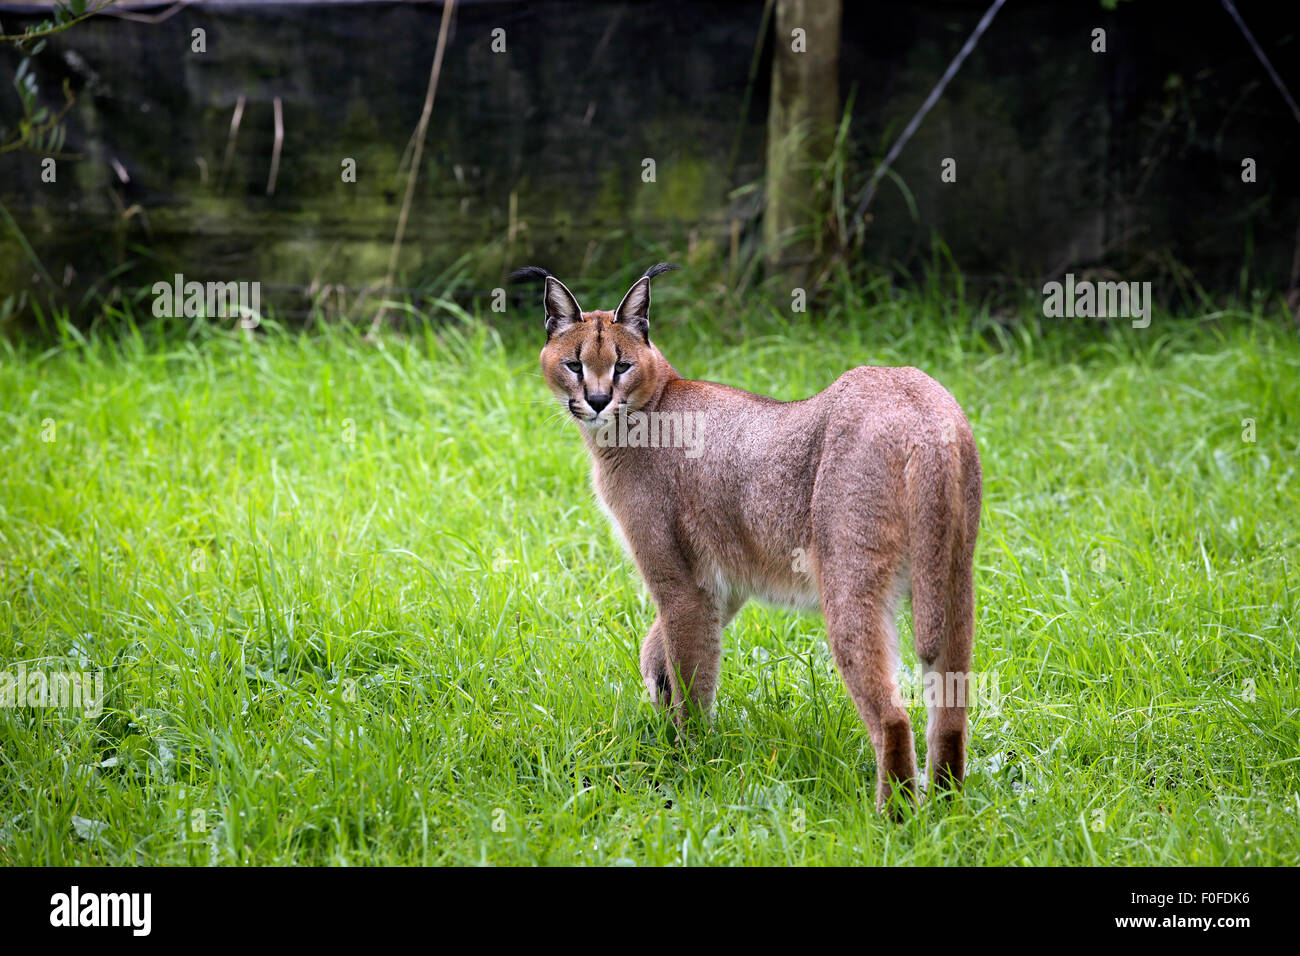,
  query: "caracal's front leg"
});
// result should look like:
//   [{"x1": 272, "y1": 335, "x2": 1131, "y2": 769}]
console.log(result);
[
  {"x1": 639, "y1": 616, "x2": 672, "y2": 709},
  {"x1": 639, "y1": 580, "x2": 735, "y2": 725},
  {"x1": 640, "y1": 589, "x2": 741, "y2": 720}
]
